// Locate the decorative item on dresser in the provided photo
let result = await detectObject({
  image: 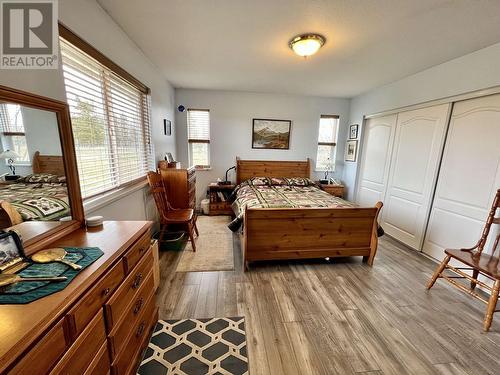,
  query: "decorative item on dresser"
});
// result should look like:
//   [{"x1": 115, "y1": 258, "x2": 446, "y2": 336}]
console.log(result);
[
  {"x1": 147, "y1": 171, "x2": 199, "y2": 252},
  {"x1": 158, "y1": 164, "x2": 196, "y2": 209},
  {"x1": 208, "y1": 183, "x2": 235, "y2": 216},
  {"x1": 317, "y1": 182, "x2": 344, "y2": 198},
  {"x1": 0, "y1": 221, "x2": 157, "y2": 375}
]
